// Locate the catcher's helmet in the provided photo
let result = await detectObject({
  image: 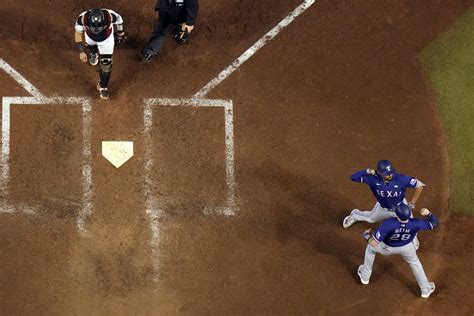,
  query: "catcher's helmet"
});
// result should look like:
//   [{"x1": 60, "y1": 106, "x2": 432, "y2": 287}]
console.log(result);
[
  {"x1": 395, "y1": 203, "x2": 411, "y2": 221},
  {"x1": 377, "y1": 159, "x2": 395, "y2": 177},
  {"x1": 87, "y1": 8, "x2": 106, "y2": 34}
]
